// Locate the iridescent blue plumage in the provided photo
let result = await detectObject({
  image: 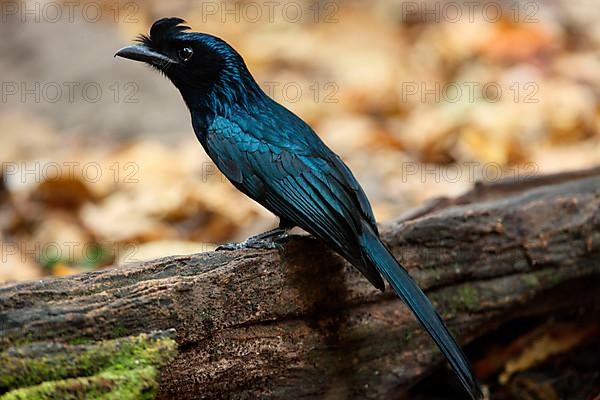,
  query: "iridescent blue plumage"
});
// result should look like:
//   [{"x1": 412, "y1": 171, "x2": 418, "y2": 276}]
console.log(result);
[{"x1": 115, "y1": 17, "x2": 483, "y2": 399}]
